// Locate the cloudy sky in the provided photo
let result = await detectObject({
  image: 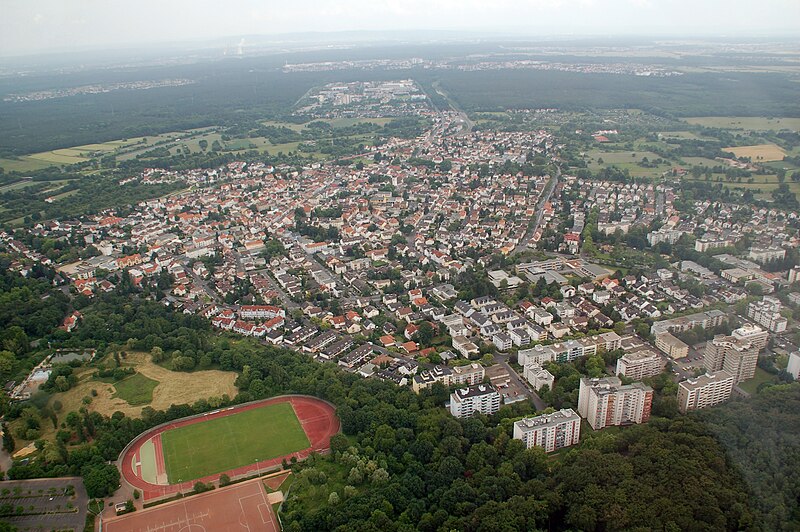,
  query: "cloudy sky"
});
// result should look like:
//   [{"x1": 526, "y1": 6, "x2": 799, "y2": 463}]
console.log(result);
[{"x1": 2, "y1": 0, "x2": 799, "y2": 57}]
